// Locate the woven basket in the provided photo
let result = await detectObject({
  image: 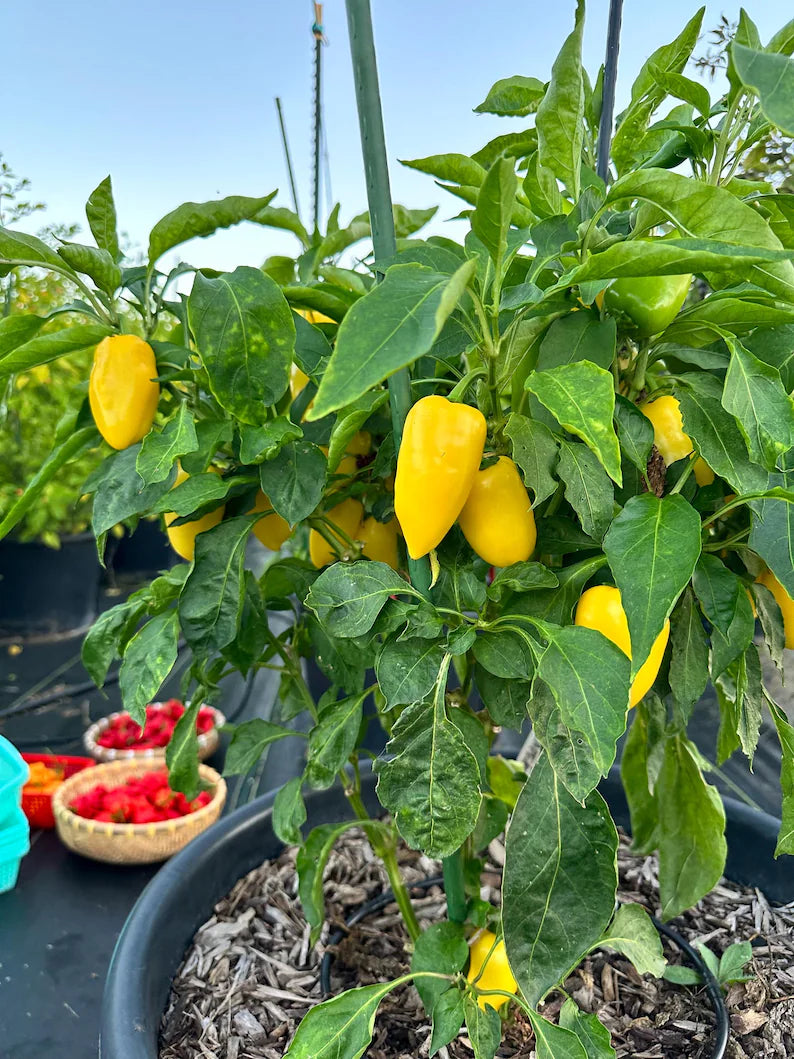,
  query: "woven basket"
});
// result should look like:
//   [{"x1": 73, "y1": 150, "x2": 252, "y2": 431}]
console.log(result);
[
  {"x1": 52, "y1": 759, "x2": 226, "y2": 865},
  {"x1": 83, "y1": 705, "x2": 224, "y2": 764}
]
